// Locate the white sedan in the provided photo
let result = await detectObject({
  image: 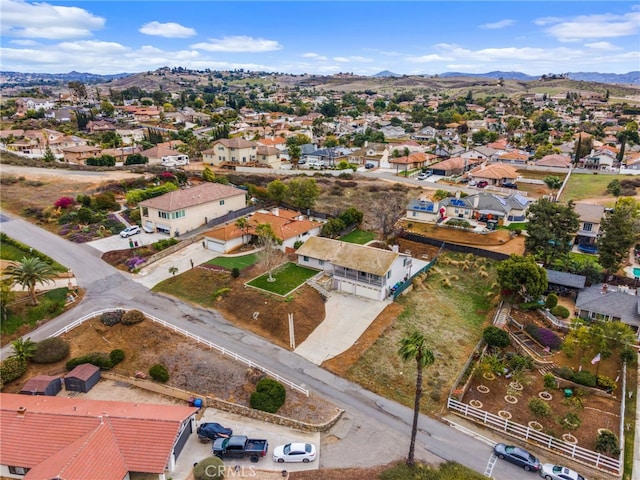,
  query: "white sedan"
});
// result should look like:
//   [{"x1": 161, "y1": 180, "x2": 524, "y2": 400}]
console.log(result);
[
  {"x1": 272, "y1": 442, "x2": 316, "y2": 463},
  {"x1": 540, "y1": 464, "x2": 587, "y2": 480}
]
